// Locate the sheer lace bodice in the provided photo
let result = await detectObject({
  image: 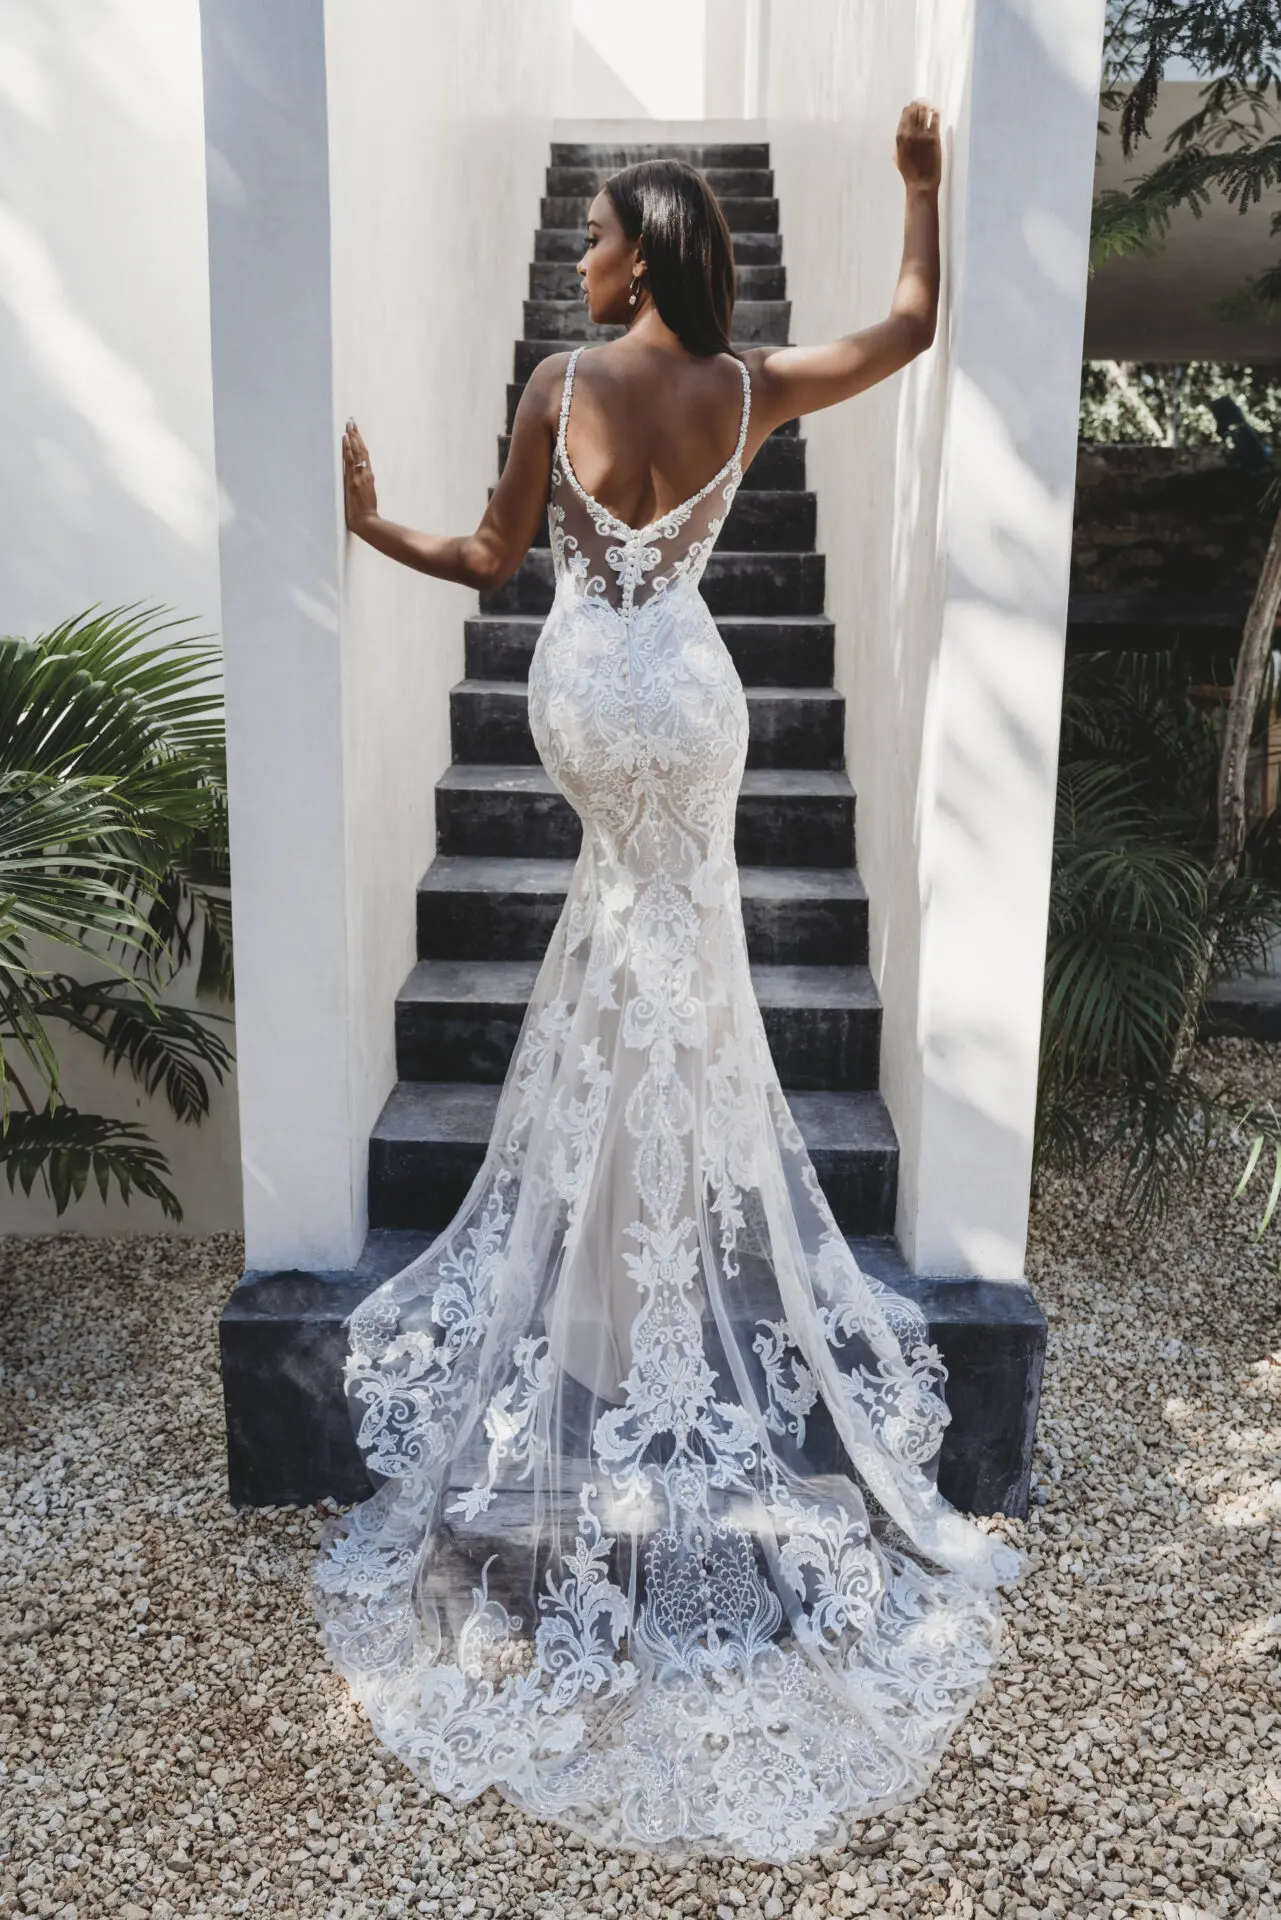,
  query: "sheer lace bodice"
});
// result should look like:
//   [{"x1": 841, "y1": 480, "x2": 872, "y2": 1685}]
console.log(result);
[
  {"x1": 548, "y1": 345, "x2": 752, "y2": 619},
  {"x1": 312, "y1": 346, "x2": 1023, "y2": 1865}
]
